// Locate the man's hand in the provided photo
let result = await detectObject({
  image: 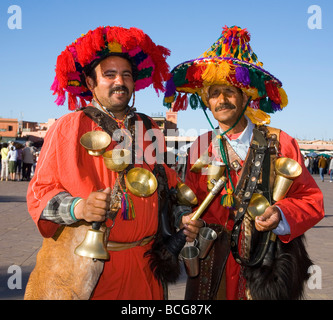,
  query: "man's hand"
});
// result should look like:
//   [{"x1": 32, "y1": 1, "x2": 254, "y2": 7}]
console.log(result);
[
  {"x1": 181, "y1": 213, "x2": 205, "y2": 242},
  {"x1": 255, "y1": 205, "x2": 281, "y2": 232},
  {"x1": 74, "y1": 187, "x2": 111, "y2": 222}
]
